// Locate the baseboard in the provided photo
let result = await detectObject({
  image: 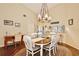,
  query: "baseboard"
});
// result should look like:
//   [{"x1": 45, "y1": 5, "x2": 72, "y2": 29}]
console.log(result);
[{"x1": 58, "y1": 42, "x2": 79, "y2": 51}]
